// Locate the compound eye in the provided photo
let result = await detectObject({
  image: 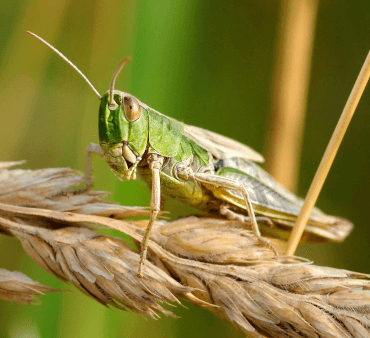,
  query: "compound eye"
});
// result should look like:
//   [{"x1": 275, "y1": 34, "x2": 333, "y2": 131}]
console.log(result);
[{"x1": 123, "y1": 96, "x2": 141, "y2": 122}]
